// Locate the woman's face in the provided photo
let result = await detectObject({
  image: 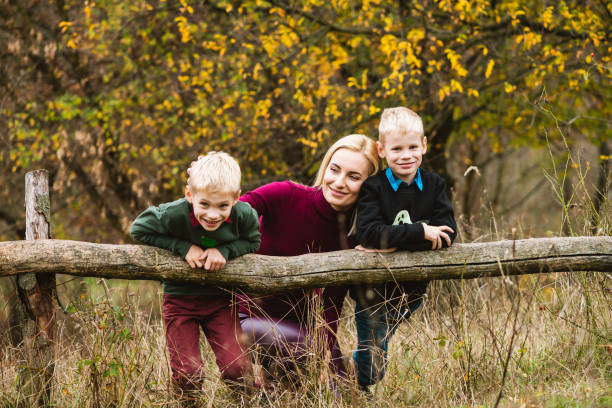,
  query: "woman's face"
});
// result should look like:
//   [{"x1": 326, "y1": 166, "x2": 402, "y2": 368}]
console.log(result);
[{"x1": 322, "y1": 148, "x2": 371, "y2": 211}]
